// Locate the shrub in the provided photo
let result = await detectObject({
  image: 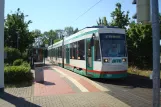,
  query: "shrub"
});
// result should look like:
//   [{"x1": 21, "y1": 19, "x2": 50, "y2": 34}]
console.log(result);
[
  {"x1": 4, "y1": 66, "x2": 33, "y2": 84},
  {"x1": 4, "y1": 47, "x2": 21, "y2": 64},
  {"x1": 21, "y1": 61, "x2": 30, "y2": 67},
  {"x1": 13, "y1": 59, "x2": 23, "y2": 66}
]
